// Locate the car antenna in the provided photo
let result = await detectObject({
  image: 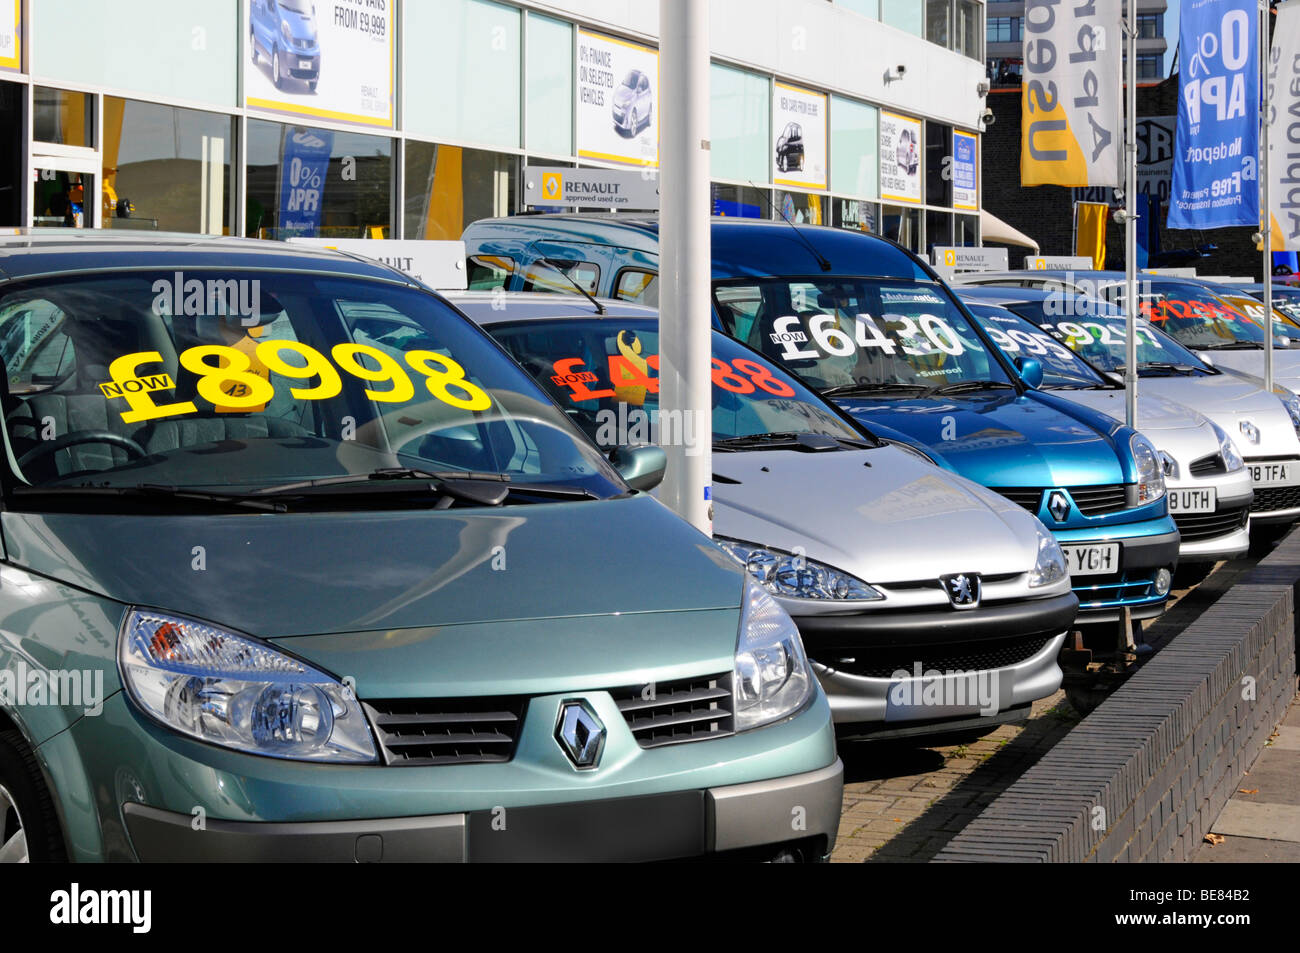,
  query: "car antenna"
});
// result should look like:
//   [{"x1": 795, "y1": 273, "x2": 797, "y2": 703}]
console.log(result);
[
  {"x1": 534, "y1": 256, "x2": 606, "y2": 314},
  {"x1": 750, "y1": 181, "x2": 832, "y2": 272}
]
